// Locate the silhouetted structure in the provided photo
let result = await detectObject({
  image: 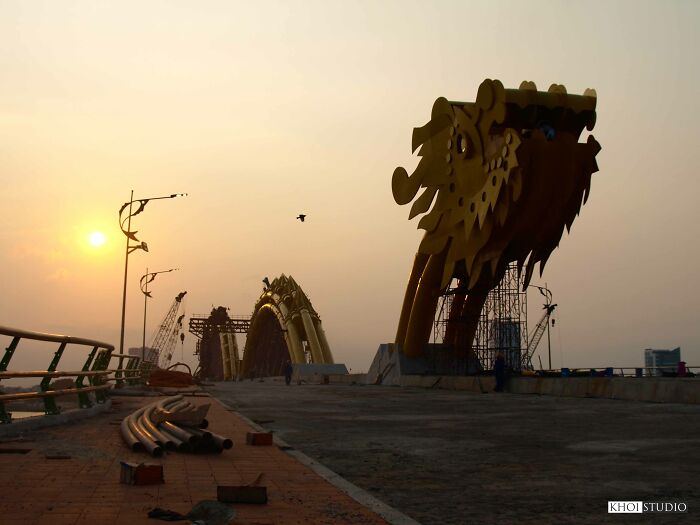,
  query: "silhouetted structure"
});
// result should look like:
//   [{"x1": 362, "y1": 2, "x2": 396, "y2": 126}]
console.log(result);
[
  {"x1": 393, "y1": 79, "x2": 601, "y2": 360},
  {"x1": 189, "y1": 307, "x2": 249, "y2": 381},
  {"x1": 242, "y1": 275, "x2": 334, "y2": 378}
]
